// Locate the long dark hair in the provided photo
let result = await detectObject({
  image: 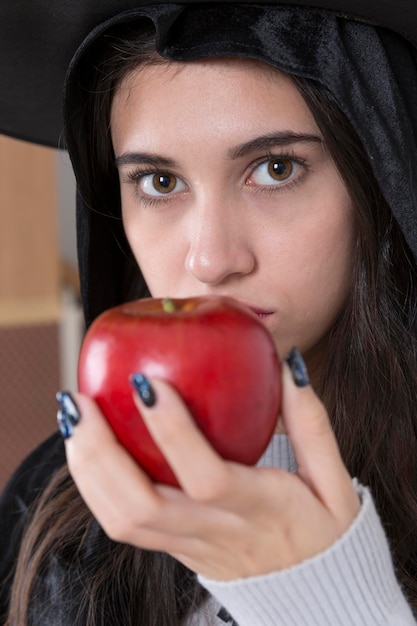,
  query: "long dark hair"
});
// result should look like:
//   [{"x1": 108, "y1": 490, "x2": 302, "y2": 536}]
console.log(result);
[{"x1": 5, "y1": 23, "x2": 417, "y2": 624}]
